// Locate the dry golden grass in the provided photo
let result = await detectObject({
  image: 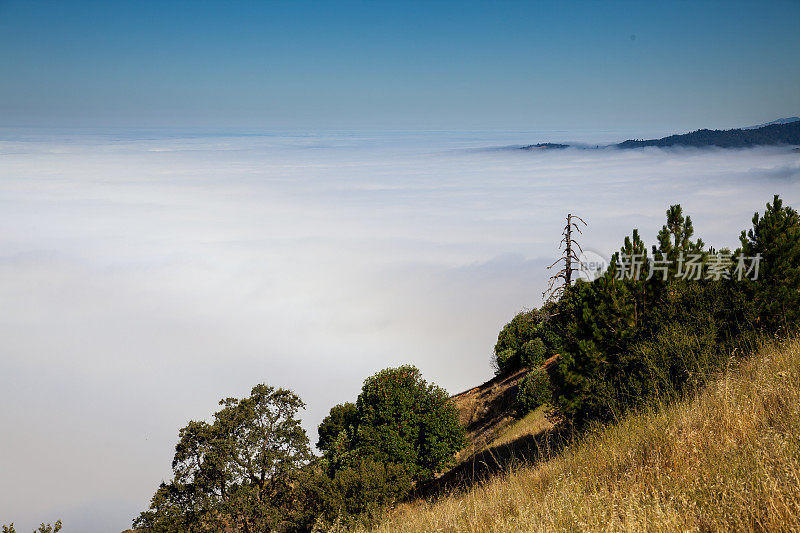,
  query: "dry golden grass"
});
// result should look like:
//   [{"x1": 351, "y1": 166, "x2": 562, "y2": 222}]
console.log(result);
[
  {"x1": 488, "y1": 406, "x2": 552, "y2": 449},
  {"x1": 356, "y1": 338, "x2": 800, "y2": 532}
]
